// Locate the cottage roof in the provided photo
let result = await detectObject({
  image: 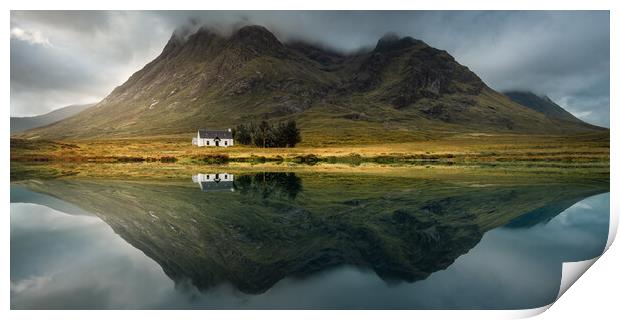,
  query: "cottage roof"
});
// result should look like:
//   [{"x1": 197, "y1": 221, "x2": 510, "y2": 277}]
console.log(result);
[{"x1": 198, "y1": 129, "x2": 232, "y2": 139}]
